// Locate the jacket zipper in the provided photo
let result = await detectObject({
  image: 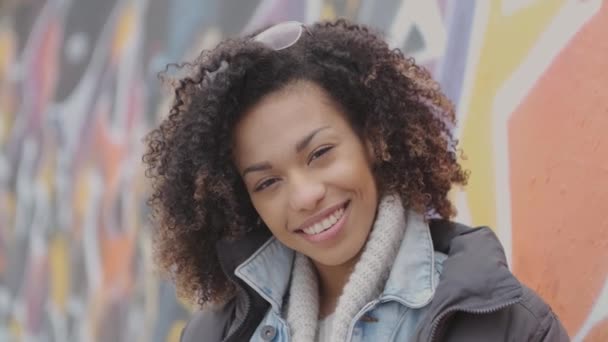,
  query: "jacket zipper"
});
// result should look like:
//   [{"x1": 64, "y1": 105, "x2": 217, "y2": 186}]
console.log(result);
[{"x1": 428, "y1": 298, "x2": 522, "y2": 342}]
